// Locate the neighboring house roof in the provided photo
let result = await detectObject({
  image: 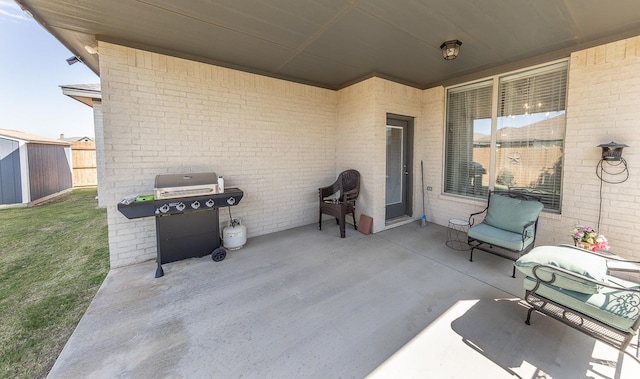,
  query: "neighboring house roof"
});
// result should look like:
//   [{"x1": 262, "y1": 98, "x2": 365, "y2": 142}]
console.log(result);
[
  {"x1": 0, "y1": 128, "x2": 71, "y2": 146},
  {"x1": 59, "y1": 135, "x2": 94, "y2": 142},
  {"x1": 60, "y1": 83, "x2": 101, "y2": 108},
  {"x1": 474, "y1": 113, "x2": 566, "y2": 144}
]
